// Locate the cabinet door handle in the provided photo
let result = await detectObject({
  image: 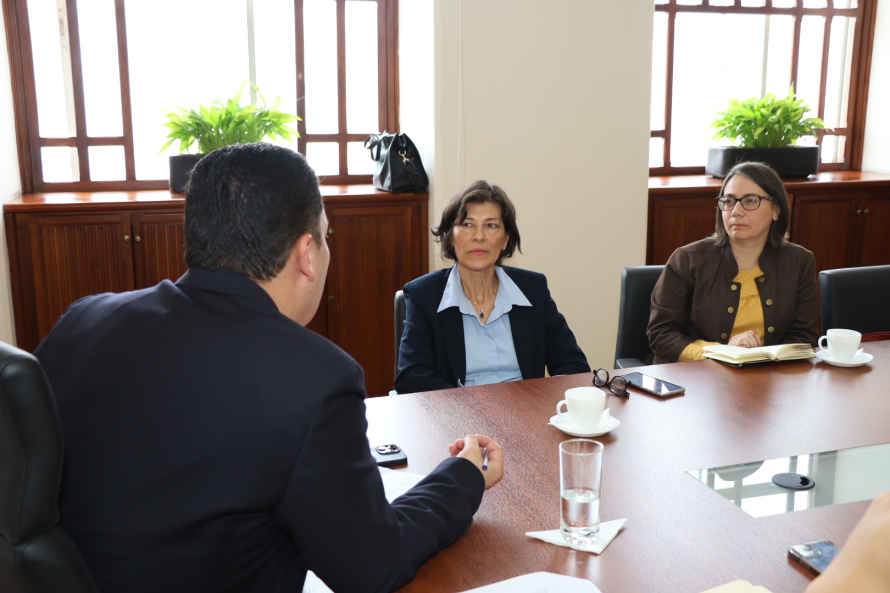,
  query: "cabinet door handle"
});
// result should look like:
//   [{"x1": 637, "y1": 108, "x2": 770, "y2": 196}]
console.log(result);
[
  {"x1": 864, "y1": 209, "x2": 869, "y2": 215},
  {"x1": 328, "y1": 295, "x2": 335, "y2": 302},
  {"x1": 327, "y1": 227, "x2": 335, "y2": 237},
  {"x1": 855, "y1": 209, "x2": 862, "y2": 215},
  {"x1": 135, "y1": 235, "x2": 142, "y2": 242},
  {"x1": 124, "y1": 234, "x2": 131, "y2": 242}
]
